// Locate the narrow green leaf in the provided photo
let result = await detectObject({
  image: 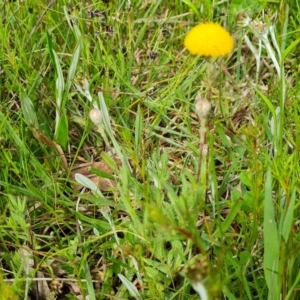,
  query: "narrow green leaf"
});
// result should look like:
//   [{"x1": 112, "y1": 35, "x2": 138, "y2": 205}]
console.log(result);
[
  {"x1": 66, "y1": 40, "x2": 81, "y2": 93},
  {"x1": 135, "y1": 105, "x2": 143, "y2": 150},
  {"x1": 0, "y1": 111, "x2": 51, "y2": 184},
  {"x1": 181, "y1": 0, "x2": 200, "y2": 18},
  {"x1": 256, "y1": 88, "x2": 278, "y2": 150},
  {"x1": 82, "y1": 260, "x2": 96, "y2": 300},
  {"x1": 222, "y1": 286, "x2": 238, "y2": 300},
  {"x1": 280, "y1": 4, "x2": 289, "y2": 53},
  {"x1": 47, "y1": 32, "x2": 64, "y2": 108},
  {"x1": 46, "y1": 31, "x2": 55, "y2": 66},
  {"x1": 264, "y1": 169, "x2": 279, "y2": 299},
  {"x1": 47, "y1": 31, "x2": 64, "y2": 136},
  {"x1": 281, "y1": 188, "x2": 296, "y2": 242},
  {"x1": 71, "y1": 210, "x2": 110, "y2": 231},
  {"x1": 52, "y1": 49, "x2": 65, "y2": 108},
  {"x1": 98, "y1": 92, "x2": 128, "y2": 167},
  {"x1": 282, "y1": 37, "x2": 300, "y2": 61},
  {"x1": 213, "y1": 199, "x2": 243, "y2": 237},
  {"x1": 63, "y1": 6, "x2": 82, "y2": 40},
  {"x1": 89, "y1": 167, "x2": 115, "y2": 180},
  {"x1": 255, "y1": 88, "x2": 276, "y2": 126}
]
